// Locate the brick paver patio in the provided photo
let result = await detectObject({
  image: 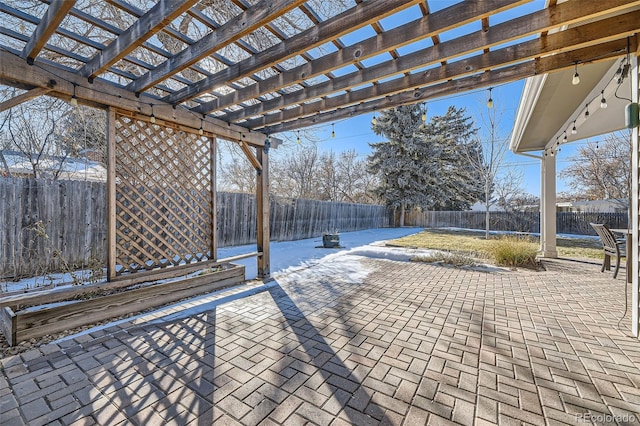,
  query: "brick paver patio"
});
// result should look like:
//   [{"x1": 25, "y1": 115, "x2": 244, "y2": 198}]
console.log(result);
[{"x1": 1, "y1": 250, "x2": 639, "y2": 425}]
